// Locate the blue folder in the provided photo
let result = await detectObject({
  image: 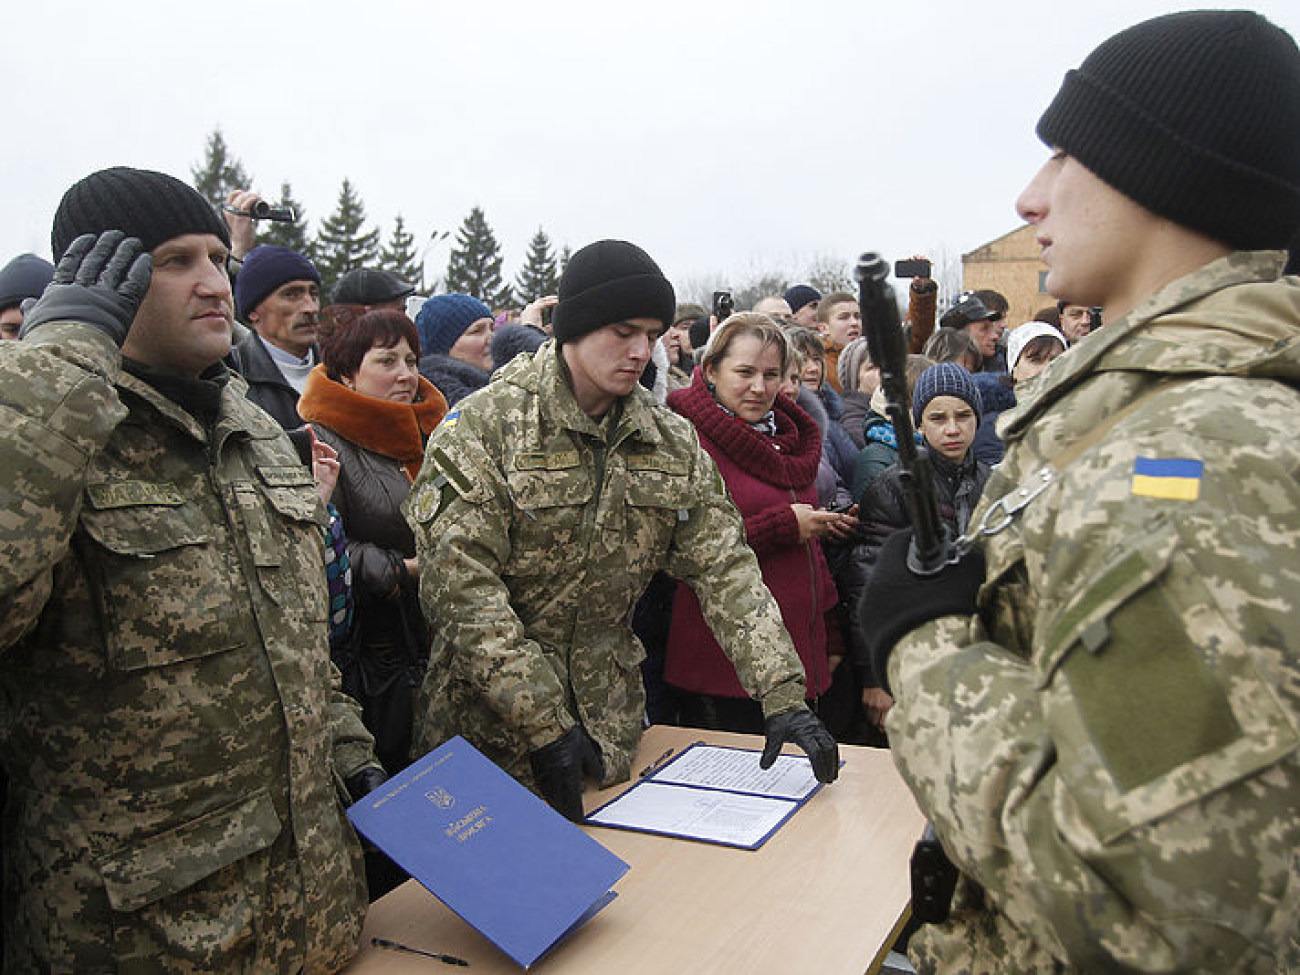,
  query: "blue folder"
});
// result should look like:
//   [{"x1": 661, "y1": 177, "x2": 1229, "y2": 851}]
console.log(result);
[{"x1": 348, "y1": 736, "x2": 630, "y2": 968}]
